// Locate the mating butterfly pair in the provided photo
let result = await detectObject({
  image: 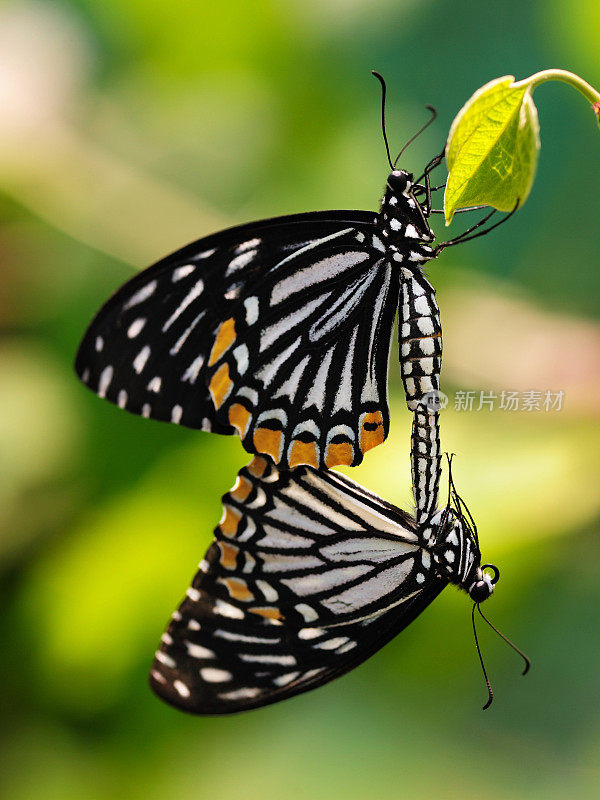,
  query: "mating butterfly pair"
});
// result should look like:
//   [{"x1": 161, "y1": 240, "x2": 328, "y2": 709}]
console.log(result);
[{"x1": 76, "y1": 84, "x2": 520, "y2": 712}]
